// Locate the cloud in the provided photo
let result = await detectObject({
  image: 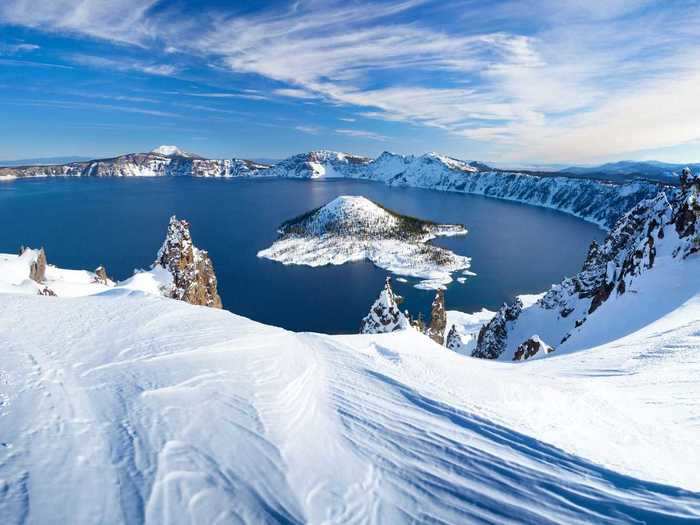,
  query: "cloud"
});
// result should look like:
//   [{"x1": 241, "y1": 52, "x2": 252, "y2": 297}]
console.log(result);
[
  {"x1": 0, "y1": 0, "x2": 159, "y2": 45},
  {"x1": 295, "y1": 125, "x2": 320, "y2": 134},
  {"x1": 335, "y1": 128, "x2": 387, "y2": 141},
  {"x1": 338, "y1": 117, "x2": 356, "y2": 122},
  {"x1": 5, "y1": 98, "x2": 178, "y2": 117},
  {"x1": 69, "y1": 54, "x2": 178, "y2": 76},
  {"x1": 3, "y1": 0, "x2": 700, "y2": 161},
  {"x1": 0, "y1": 42, "x2": 40, "y2": 54},
  {"x1": 273, "y1": 88, "x2": 317, "y2": 100},
  {"x1": 182, "y1": 92, "x2": 267, "y2": 101}
]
